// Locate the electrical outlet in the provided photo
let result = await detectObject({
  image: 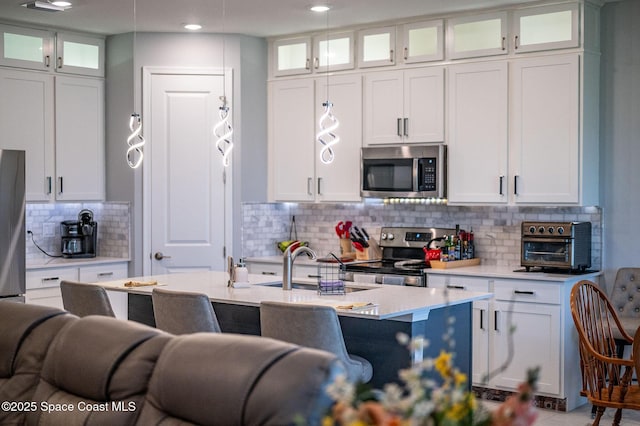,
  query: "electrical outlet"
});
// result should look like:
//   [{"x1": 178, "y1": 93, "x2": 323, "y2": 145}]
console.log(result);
[{"x1": 43, "y1": 222, "x2": 56, "y2": 237}]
